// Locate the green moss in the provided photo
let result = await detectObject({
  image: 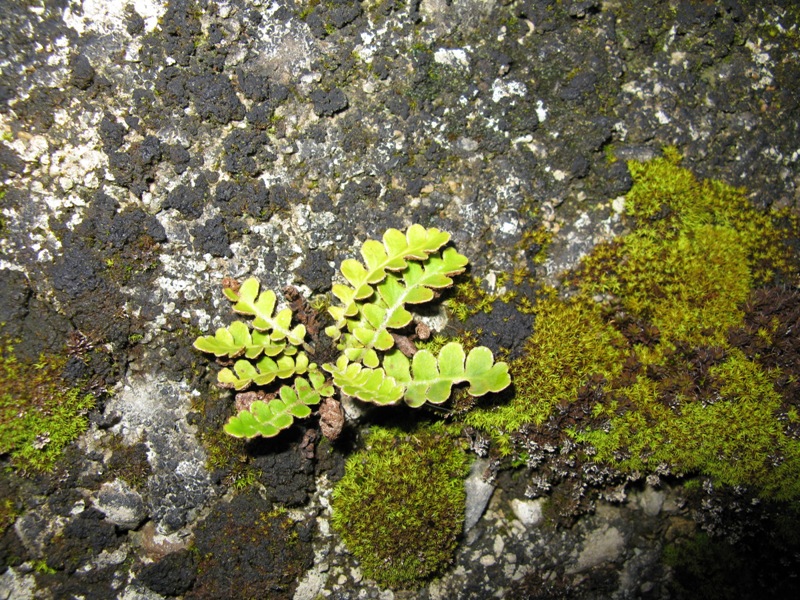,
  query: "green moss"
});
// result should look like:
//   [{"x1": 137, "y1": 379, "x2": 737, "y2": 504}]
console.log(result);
[
  {"x1": 517, "y1": 226, "x2": 554, "y2": 266},
  {"x1": 330, "y1": 423, "x2": 470, "y2": 588},
  {"x1": 446, "y1": 276, "x2": 497, "y2": 322},
  {"x1": 105, "y1": 433, "x2": 152, "y2": 490},
  {"x1": 466, "y1": 151, "x2": 800, "y2": 498},
  {"x1": 464, "y1": 293, "x2": 628, "y2": 455},
  {"x1": 32, "y1": 559, "x2": 57, "y2": 575},
  {"x1": 576, "y1": 349, "x2": 798, "y2": 496},
  {"x1": 201, "y1": 424, "x2": 261, "y2": 490},
  {"x1": 571, "y1": 153, "x2": 799, "y2": 498},
  {"x1": 0, "y1": 497, "x2": 19, "y2": 535},
  {"x1": 0, "y1": 337, "x2": 95, "y2": 474}
]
